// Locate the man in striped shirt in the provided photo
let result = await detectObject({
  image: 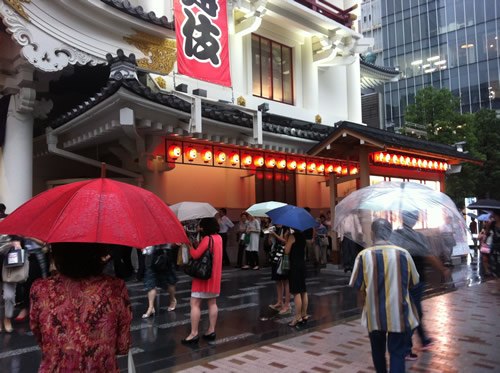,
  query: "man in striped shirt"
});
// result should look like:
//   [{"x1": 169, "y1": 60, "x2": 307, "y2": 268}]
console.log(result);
[{"x1": 349, "y1": 218, "x2": 420, "y2": 373}]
